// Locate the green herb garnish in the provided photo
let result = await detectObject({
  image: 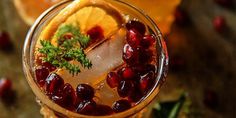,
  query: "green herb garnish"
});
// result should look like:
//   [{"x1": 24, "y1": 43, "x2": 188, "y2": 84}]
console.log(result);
[{"x1": 38, "y1": 24, "x2": 92, "y2": 75}]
